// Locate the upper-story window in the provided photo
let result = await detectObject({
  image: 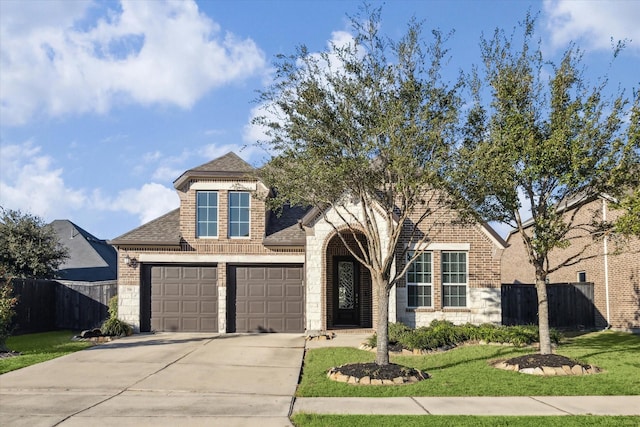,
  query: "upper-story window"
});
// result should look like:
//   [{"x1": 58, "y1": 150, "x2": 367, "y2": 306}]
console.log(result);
[
  {"x1": 442, "y1": 251, "x2": 467, "y2": 307},
  {"x1": 229, "y1": 191, "x2": 250, "y2": 237},
  {"x1": 196, "y1": 191, "x2": 218, "y2": 237},
  {"x1": 407, "y1": 252, "x2": 432, "y2": 307}
]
